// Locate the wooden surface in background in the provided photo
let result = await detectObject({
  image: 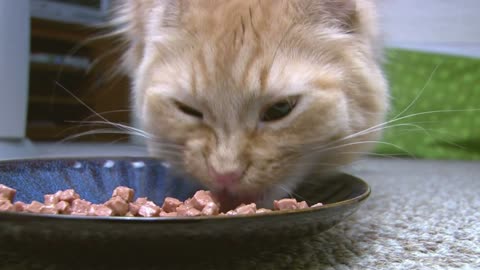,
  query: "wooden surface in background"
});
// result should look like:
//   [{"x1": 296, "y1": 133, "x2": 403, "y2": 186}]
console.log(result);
[{"x1": 27, "y1": 18, "x2": 131, "y2": 142}]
